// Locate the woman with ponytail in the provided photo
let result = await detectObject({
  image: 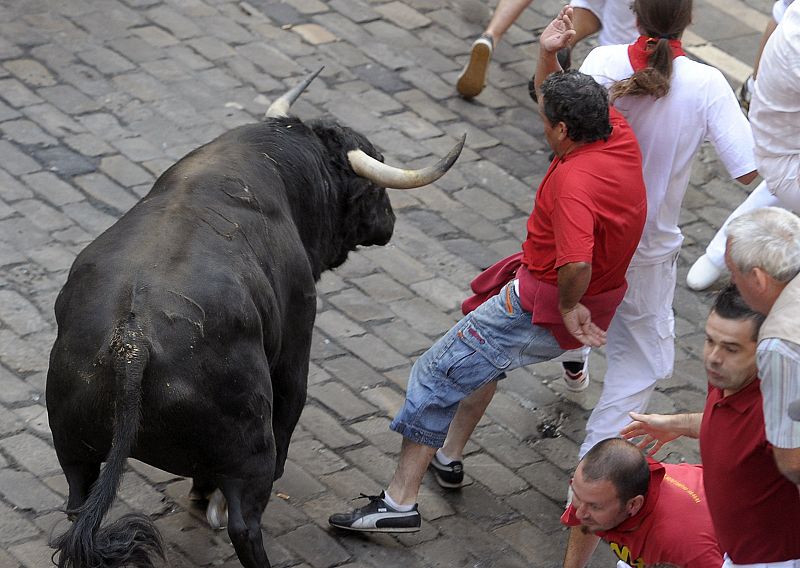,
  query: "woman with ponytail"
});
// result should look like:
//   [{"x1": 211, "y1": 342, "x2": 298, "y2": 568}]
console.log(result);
[{"x1": 533, "y1": 5, "x2": 761, "y2": 564}]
